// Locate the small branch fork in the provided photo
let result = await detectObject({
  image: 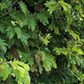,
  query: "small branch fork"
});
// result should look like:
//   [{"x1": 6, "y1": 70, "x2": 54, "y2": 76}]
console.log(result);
[{"x1": 0, "y1": 0, "x2": 18, "y2": 17}]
